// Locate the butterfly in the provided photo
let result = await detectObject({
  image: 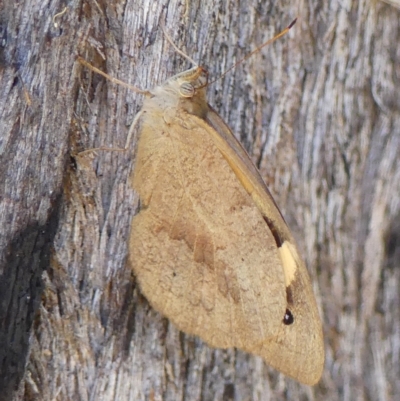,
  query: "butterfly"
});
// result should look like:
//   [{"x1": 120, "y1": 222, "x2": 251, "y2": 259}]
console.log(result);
[{"x1": 128, "y1": 58, "x2": 324, "y2": 385}]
